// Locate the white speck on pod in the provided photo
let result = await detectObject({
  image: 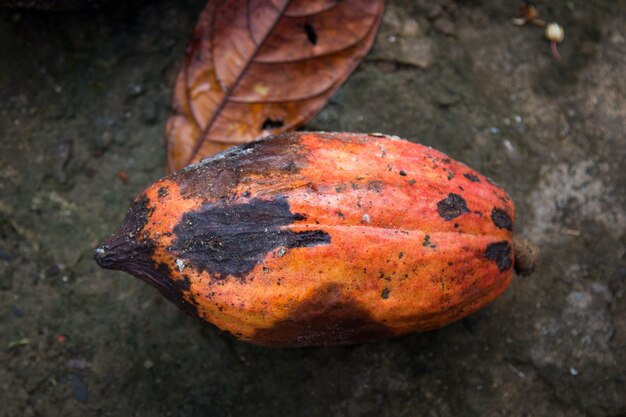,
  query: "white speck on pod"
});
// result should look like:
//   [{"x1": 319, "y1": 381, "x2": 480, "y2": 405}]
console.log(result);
[{"x1": 176, "y1": 259, "x2": 186, "y2": 272}]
